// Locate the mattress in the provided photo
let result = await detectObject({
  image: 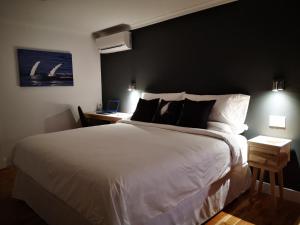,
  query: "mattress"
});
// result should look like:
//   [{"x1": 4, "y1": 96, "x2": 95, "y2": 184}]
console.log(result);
[{"x1": 13, "y1": 120, "x2": 250, "y2": 225}]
